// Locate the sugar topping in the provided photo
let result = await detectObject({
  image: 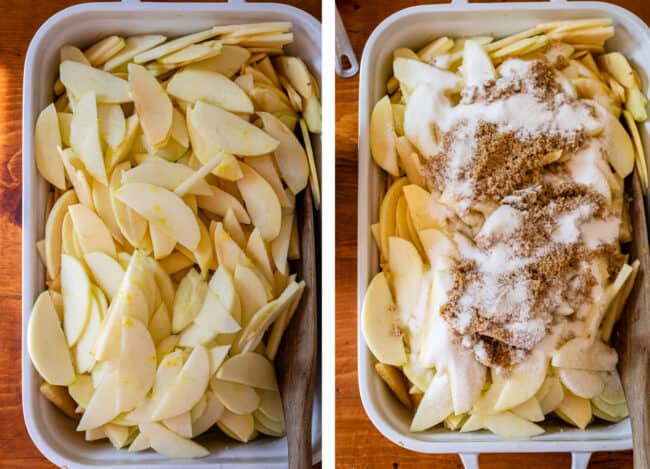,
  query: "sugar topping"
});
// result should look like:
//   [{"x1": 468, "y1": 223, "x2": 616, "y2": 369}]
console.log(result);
[{"x1": 413, "y1": 58, "x2": 626, "y2": 368}]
